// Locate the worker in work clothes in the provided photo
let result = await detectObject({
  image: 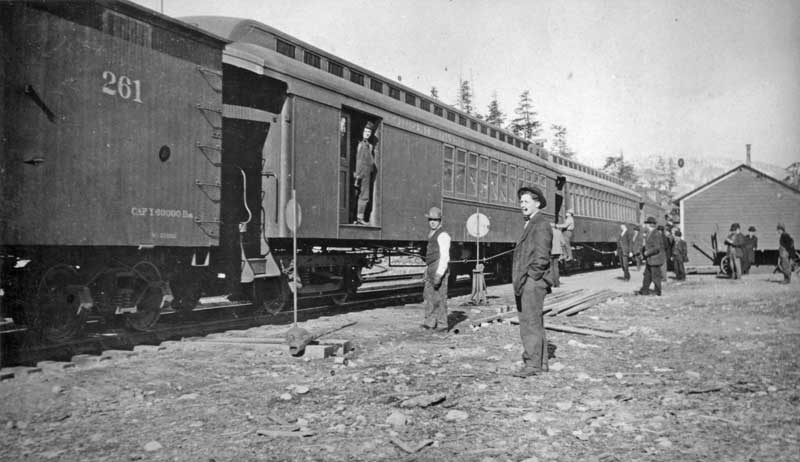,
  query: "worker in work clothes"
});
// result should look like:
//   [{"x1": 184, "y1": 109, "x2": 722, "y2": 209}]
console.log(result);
[
  {"x1": 631, "y1": 225, "x2": 643, "y2": 271},
  {"x1": 724, "y1": 223, "x2": 744, "y2": 279},
  {"x1": 550, "y1": 222, "x2": 564, "y2": 288},
  {"x1": 659, "y1": 225, "x2": 673, "y2": 282},
  {"x1": 353, "y1": 121, "x2": 377, "y2": 225},
  {"x1": 777, "y1": 223, "x2": 795, "y2": 284},
  {"x1": 421, "y1": 206, "x2": 451, "y2": 331},
  {"x1": 617, "y1": 223, "x2": 633, "y2": 281},
  {"x1": 635, "y1": 216, "x2": 665, "y2": 296},
  {"x1": 556, "y1": 208, "x2": 575, "y2": 261},
  {"x1": 672, "y1": 230, "x2": 688, "y2": 281},
  {"x1": 511, "y1": 186, "x2": 553, "y2": 378},
  {"x1": 742, "y1": 226, "x2": 758, "y2": 274}
]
